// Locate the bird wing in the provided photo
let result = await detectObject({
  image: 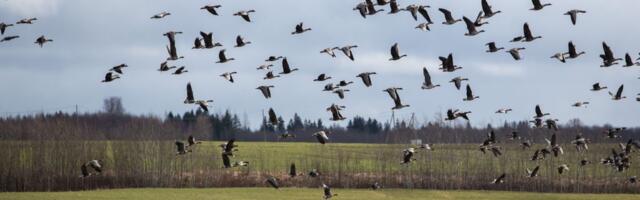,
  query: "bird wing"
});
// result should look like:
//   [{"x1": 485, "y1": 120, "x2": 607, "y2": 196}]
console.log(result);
[
  {"x1": 186, "y1": 83, "x2": 194, "y2": 102},
  {"x1": 569, "y1": 11, "x2": 577, "y2": 25},
  {"x1": 439, "y1": 8, "x2": 453, "y2": 21},
  {"x1": 616, "y1": 85, "x2": 624, "y2": 98},
  {"x1": 535, "y1": 105, "x2": 542, "y2": 116},
  {"x1": 418, "y1": 6, "x2": 432, "y2": 23},
  {"x1": 446, "y1": 53, "x2": 454, "y2": 70},
  {"x1": 423, "y1": 67, "x2": 432, "y2": 84},
  {"x1": 454, "y1": 80, "x2": 461, "y2": 90},
  {"x1": 225, "y1": 139, "x2": 235, "y2": 152},
  {"x1": 268, "y1": 108, "x2": 277, "y2": 124},
  {"x1": 282, "y1": 58, "x2": 290, "y2": 72},
  {"x1": 551, "y1": 133, "x2": 557, "y2": 146},
  {"x1": 222, "y1": 153, "x2": 231, "y2": 168},
  {"x1": 241, "y1": 14, "x2": 251, "y2": 22},
  {"x1": 568, "y1": 41, "x2": 576, "y2": 55},
  {"x1": 218, "y1": 49, "x2": 227, "y2": 61},
  {"x1": 625, "y1": 54, "x2": 633, "y2": 65},
  {"x1": 603, "y1": 42, "x2": 613, "y2": 59},
  {"x1": 290, "y1": 163, "x2": 296, "y2": 175},
  {"x1": 463, "y1": 16, "x2": 476, "y2": 33},
  {"x1": 523, "y1": 23, "x2": 532, "y2": 39},
  {"x1": 532, "y1": 0, "x2": 542, "y2": 8},
  {"x1": 481, "y1": 0, "x2": 491, "y2": 14},
  {"x1": 390, "y1": 43, "x2": 400, "y2": 58},
  {"x1": 236, "y1": 35, "x2": 243, "y2": 46},
  {"x1": 393, "y1": 89, "x2": 403, "y2": 106},
  {"x1": 466, "y1": 84, "x2": 473, "y2": 99}
]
